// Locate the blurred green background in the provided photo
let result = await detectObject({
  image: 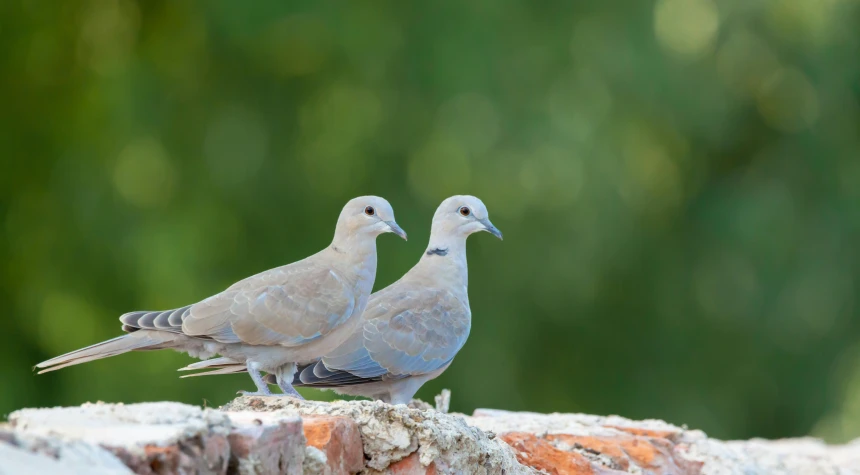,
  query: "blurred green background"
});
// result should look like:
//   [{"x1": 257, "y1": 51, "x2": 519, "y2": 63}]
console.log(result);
[{"x1": 2, "y1": 0, "x2": 860, "y2": 443}]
